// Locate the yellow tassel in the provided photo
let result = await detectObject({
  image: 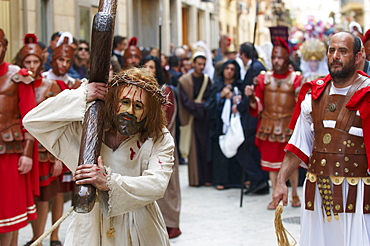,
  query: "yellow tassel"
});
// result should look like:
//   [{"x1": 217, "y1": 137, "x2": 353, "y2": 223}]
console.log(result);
[
  {"x1": 106, "y1": 217, "x2": 115, "y2": 238},
  {"x1": 274, "y1": 204, "x2": 297, "y2": 246}
]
